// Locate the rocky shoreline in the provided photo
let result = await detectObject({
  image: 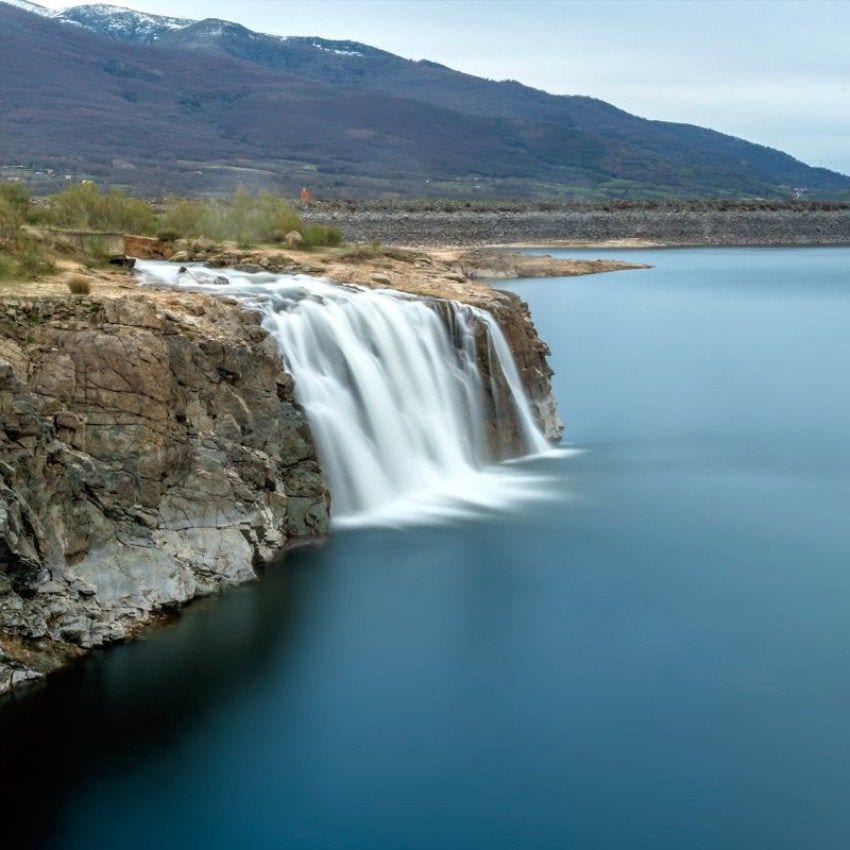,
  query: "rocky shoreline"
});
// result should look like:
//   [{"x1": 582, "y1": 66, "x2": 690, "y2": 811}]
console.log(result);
[
  {"x1": 0, "y1": 238, "x2": 597, "y2": 694},
  {"x1": 300, "y1": 207, "x2": 850, "y2": 247}
]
